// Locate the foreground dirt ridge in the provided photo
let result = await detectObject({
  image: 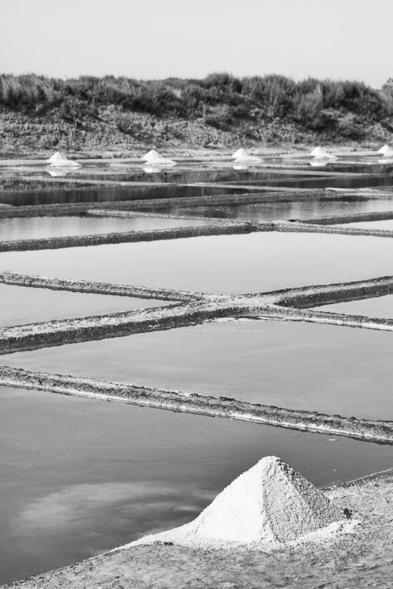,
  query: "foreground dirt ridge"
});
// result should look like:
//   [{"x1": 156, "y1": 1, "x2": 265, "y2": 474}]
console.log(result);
[
  {"x1": 3, "y1": 469, "x2": 393, "y2": 588},
  {"x1": 1, "y1": 365, "x2": 393, "y2": 444}
]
